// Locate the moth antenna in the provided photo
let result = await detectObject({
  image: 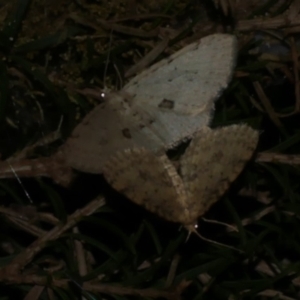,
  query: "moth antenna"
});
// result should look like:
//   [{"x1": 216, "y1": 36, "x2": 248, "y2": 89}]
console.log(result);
[
  {"x1": 103, "y1": 29, "x2": 114, "y2": 91},
  {"x1": 184, "y1": 229, "x2": 192, "y2": 243},
  {"x1": 188, "y1": 225, "x2": 243, "y2": 253},
  {"x1": 113, "y1": 62, "x2": 123, "y2": 89},
  {"x1": 201, "y1": 217, "x2": 239, "y2": 232}
]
